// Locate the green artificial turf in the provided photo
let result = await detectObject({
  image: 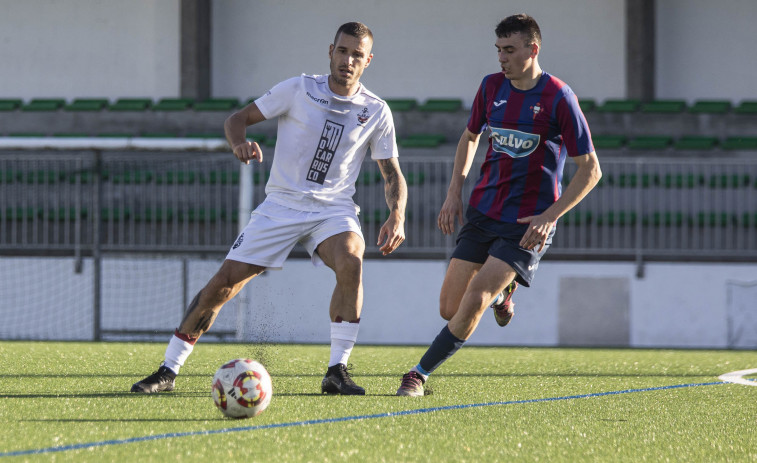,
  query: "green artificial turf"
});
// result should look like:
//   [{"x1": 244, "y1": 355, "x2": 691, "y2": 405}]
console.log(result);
[{"x1": 0, "y1": 342, "x2": 755, "y2": 462}]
